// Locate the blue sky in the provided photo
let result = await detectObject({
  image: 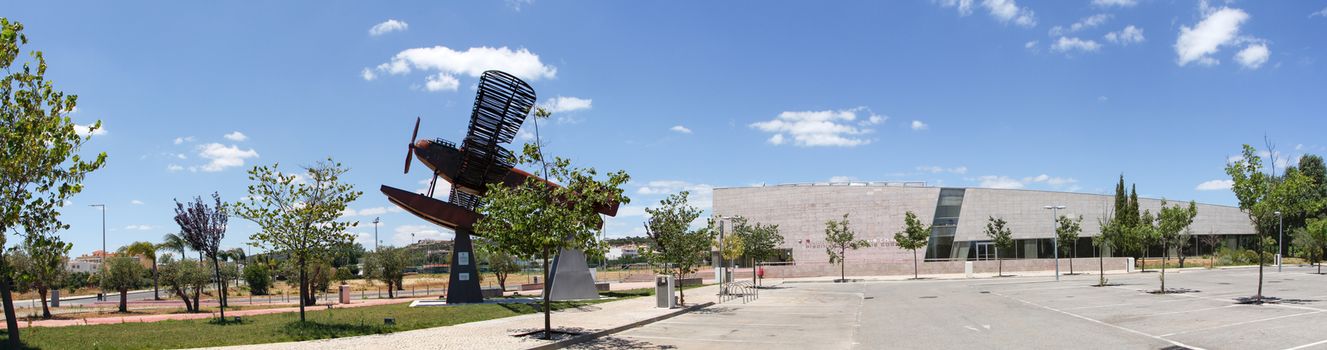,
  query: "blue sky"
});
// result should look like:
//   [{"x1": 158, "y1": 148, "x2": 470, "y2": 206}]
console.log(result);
[{"x1": 5, "y1": 0, "x2": 1326, "y2": 255}]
